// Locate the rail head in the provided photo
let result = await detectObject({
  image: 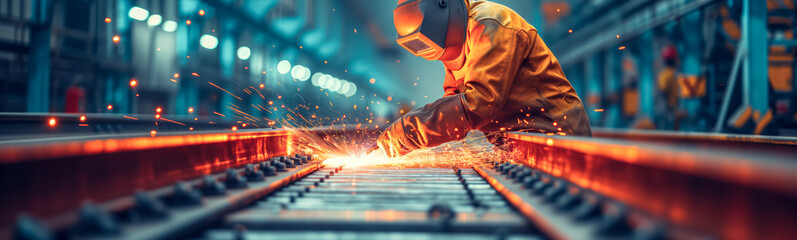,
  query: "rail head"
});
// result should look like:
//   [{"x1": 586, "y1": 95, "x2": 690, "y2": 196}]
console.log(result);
[{"x1": 592, "y1": 127, "x2": 797, "y2": 150}]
